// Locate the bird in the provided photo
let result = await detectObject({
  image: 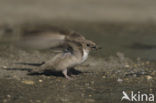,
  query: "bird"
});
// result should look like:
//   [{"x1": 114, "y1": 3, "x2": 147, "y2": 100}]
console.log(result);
[{"x1": 18, "y1": 25, "x2": 98, "y2": 79}]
